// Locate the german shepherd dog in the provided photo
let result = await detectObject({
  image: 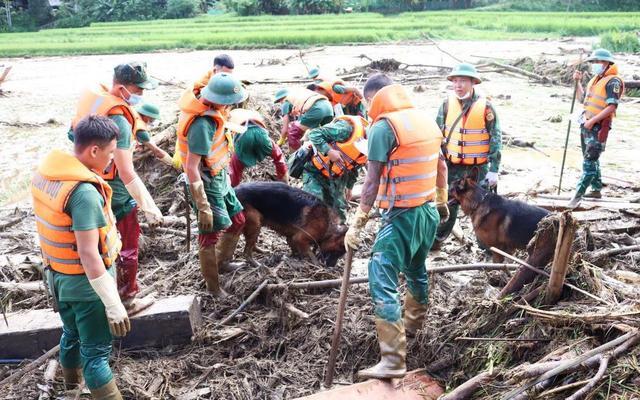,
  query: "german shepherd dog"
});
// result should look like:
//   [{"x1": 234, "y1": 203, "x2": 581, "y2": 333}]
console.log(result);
[
  {"x1": 234, "y1": 182, "x2": 347, "y2": 267},
  {"x1": 450, "y1": 168, "x2": 550, "y2": 262}
]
